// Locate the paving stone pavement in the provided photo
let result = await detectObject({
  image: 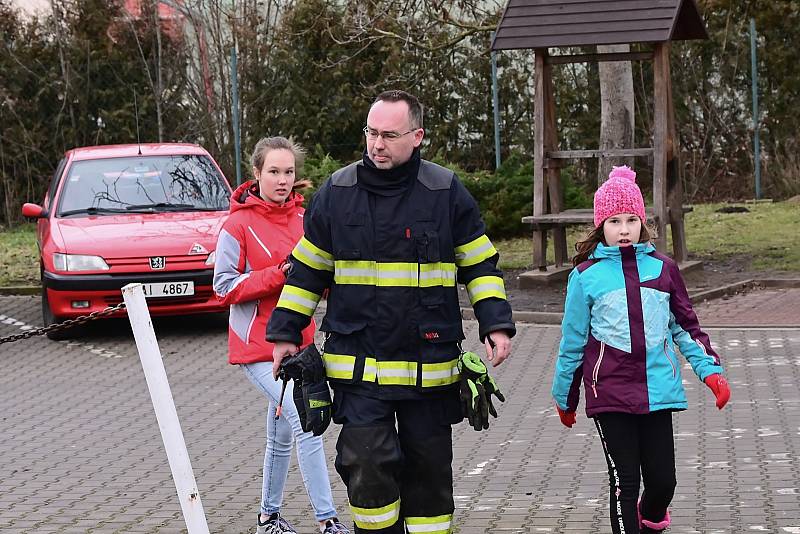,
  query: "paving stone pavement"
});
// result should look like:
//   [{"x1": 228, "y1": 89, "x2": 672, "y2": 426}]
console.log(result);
[
  {"x1": 694, "y1": 288, "x2": 800, "y2": 327},
  {"x1": 2, "y1": 295, "x2": 800, "y2": 533}
]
